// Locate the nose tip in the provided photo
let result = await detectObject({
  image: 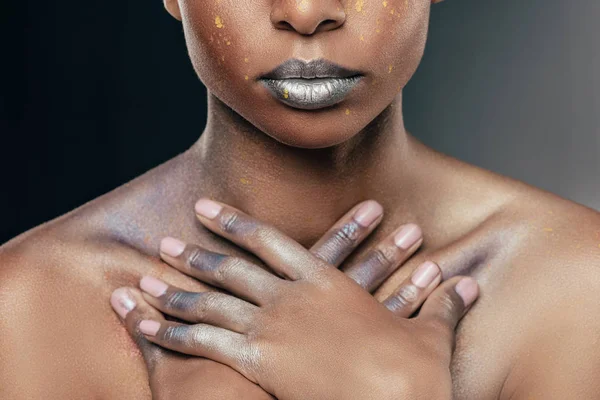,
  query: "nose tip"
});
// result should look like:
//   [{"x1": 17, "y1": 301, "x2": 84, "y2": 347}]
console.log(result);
[{"x1": 270, "y1": 0, "x2": 346, "y2": 35}]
